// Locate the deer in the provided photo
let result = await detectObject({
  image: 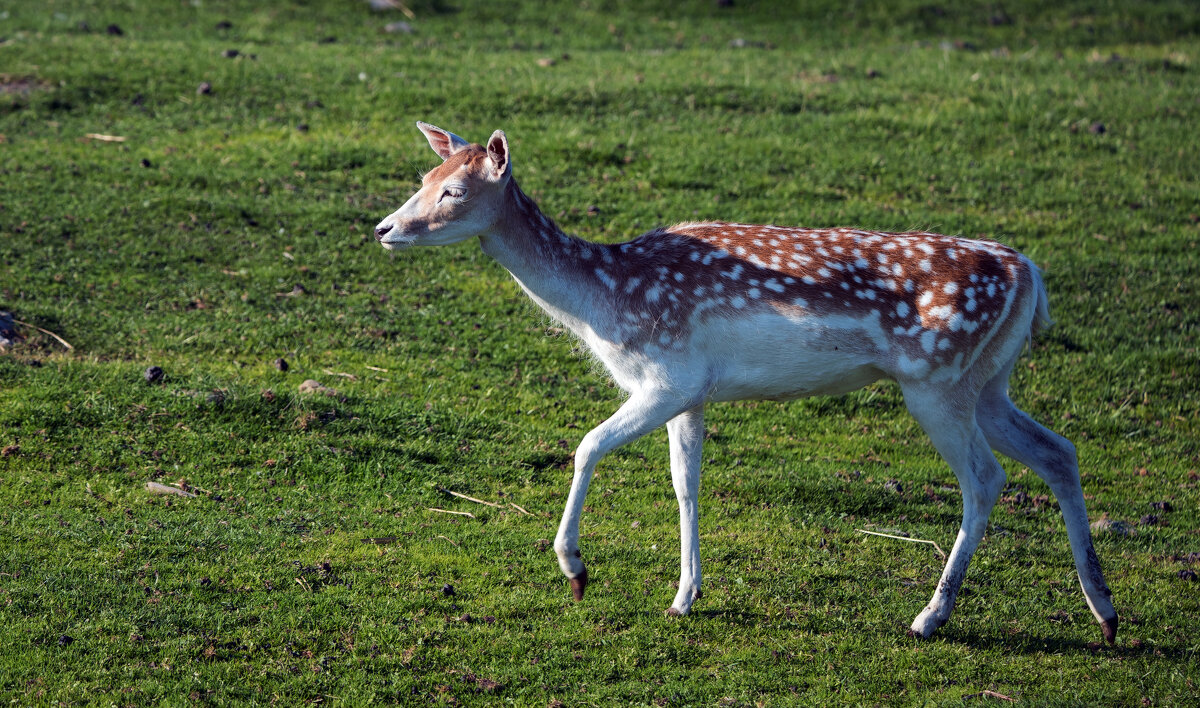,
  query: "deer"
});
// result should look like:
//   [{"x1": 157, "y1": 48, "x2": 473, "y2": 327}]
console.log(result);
[{"x1": 372, "y1": 122, "x2": 1118, "y2": 643}]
